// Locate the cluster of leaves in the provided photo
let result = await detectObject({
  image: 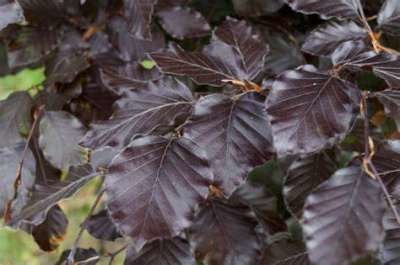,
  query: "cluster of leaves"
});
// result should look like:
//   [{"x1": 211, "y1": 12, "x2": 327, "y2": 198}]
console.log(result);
[{"x1": 2, "y1": 0, "x2": 400, "y2": 264}]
